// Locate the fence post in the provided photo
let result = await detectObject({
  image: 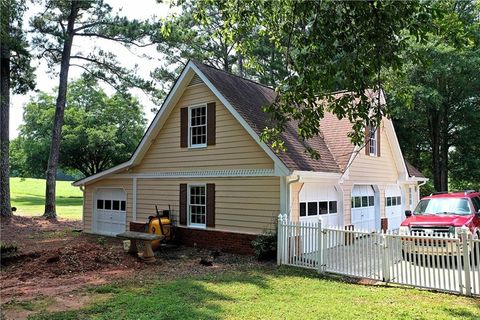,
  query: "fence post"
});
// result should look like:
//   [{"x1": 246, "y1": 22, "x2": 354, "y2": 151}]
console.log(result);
[
  {"x1": 317, "y1": 217, "x2": 323, "y2": 273},
  {"x1": 461, "y1": 227, "x2": 472, "y2": 296},
  {"x1": 277, "y1": 214, "x2": 283, "y2": 266},
  {"x1": 381, "y1": 231, "x2": 391, "y2": 283}
]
